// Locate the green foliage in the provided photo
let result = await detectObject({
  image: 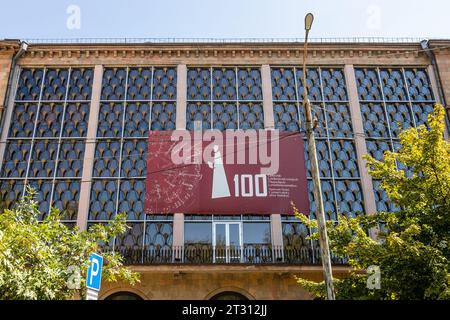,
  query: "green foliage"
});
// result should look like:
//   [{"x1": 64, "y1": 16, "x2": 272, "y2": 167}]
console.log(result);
[
  {"x1": 0, "y1": 187, "x2": 139, "y2": 300},
  {"x1": 294, "y1": 104, "x2": 450, "y2": 300}
]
